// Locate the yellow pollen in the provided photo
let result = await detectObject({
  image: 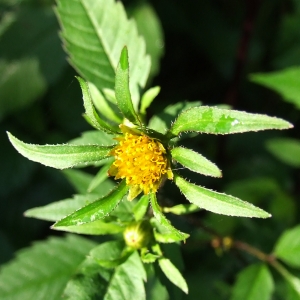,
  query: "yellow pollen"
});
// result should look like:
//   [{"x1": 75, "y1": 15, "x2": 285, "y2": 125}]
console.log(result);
[{"x1": 109, "y1": 133, "x2": 168, "y2": 195}]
